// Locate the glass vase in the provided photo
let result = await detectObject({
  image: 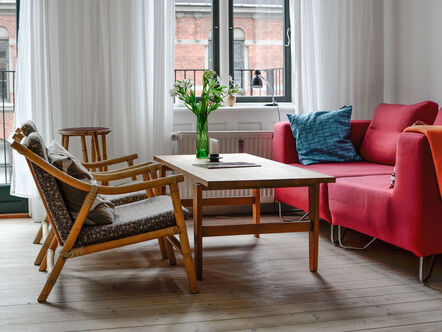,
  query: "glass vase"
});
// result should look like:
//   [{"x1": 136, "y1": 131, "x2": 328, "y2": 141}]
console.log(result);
[{"x1": 196, "y1": 116, "x2": 209, "y2": 159}]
